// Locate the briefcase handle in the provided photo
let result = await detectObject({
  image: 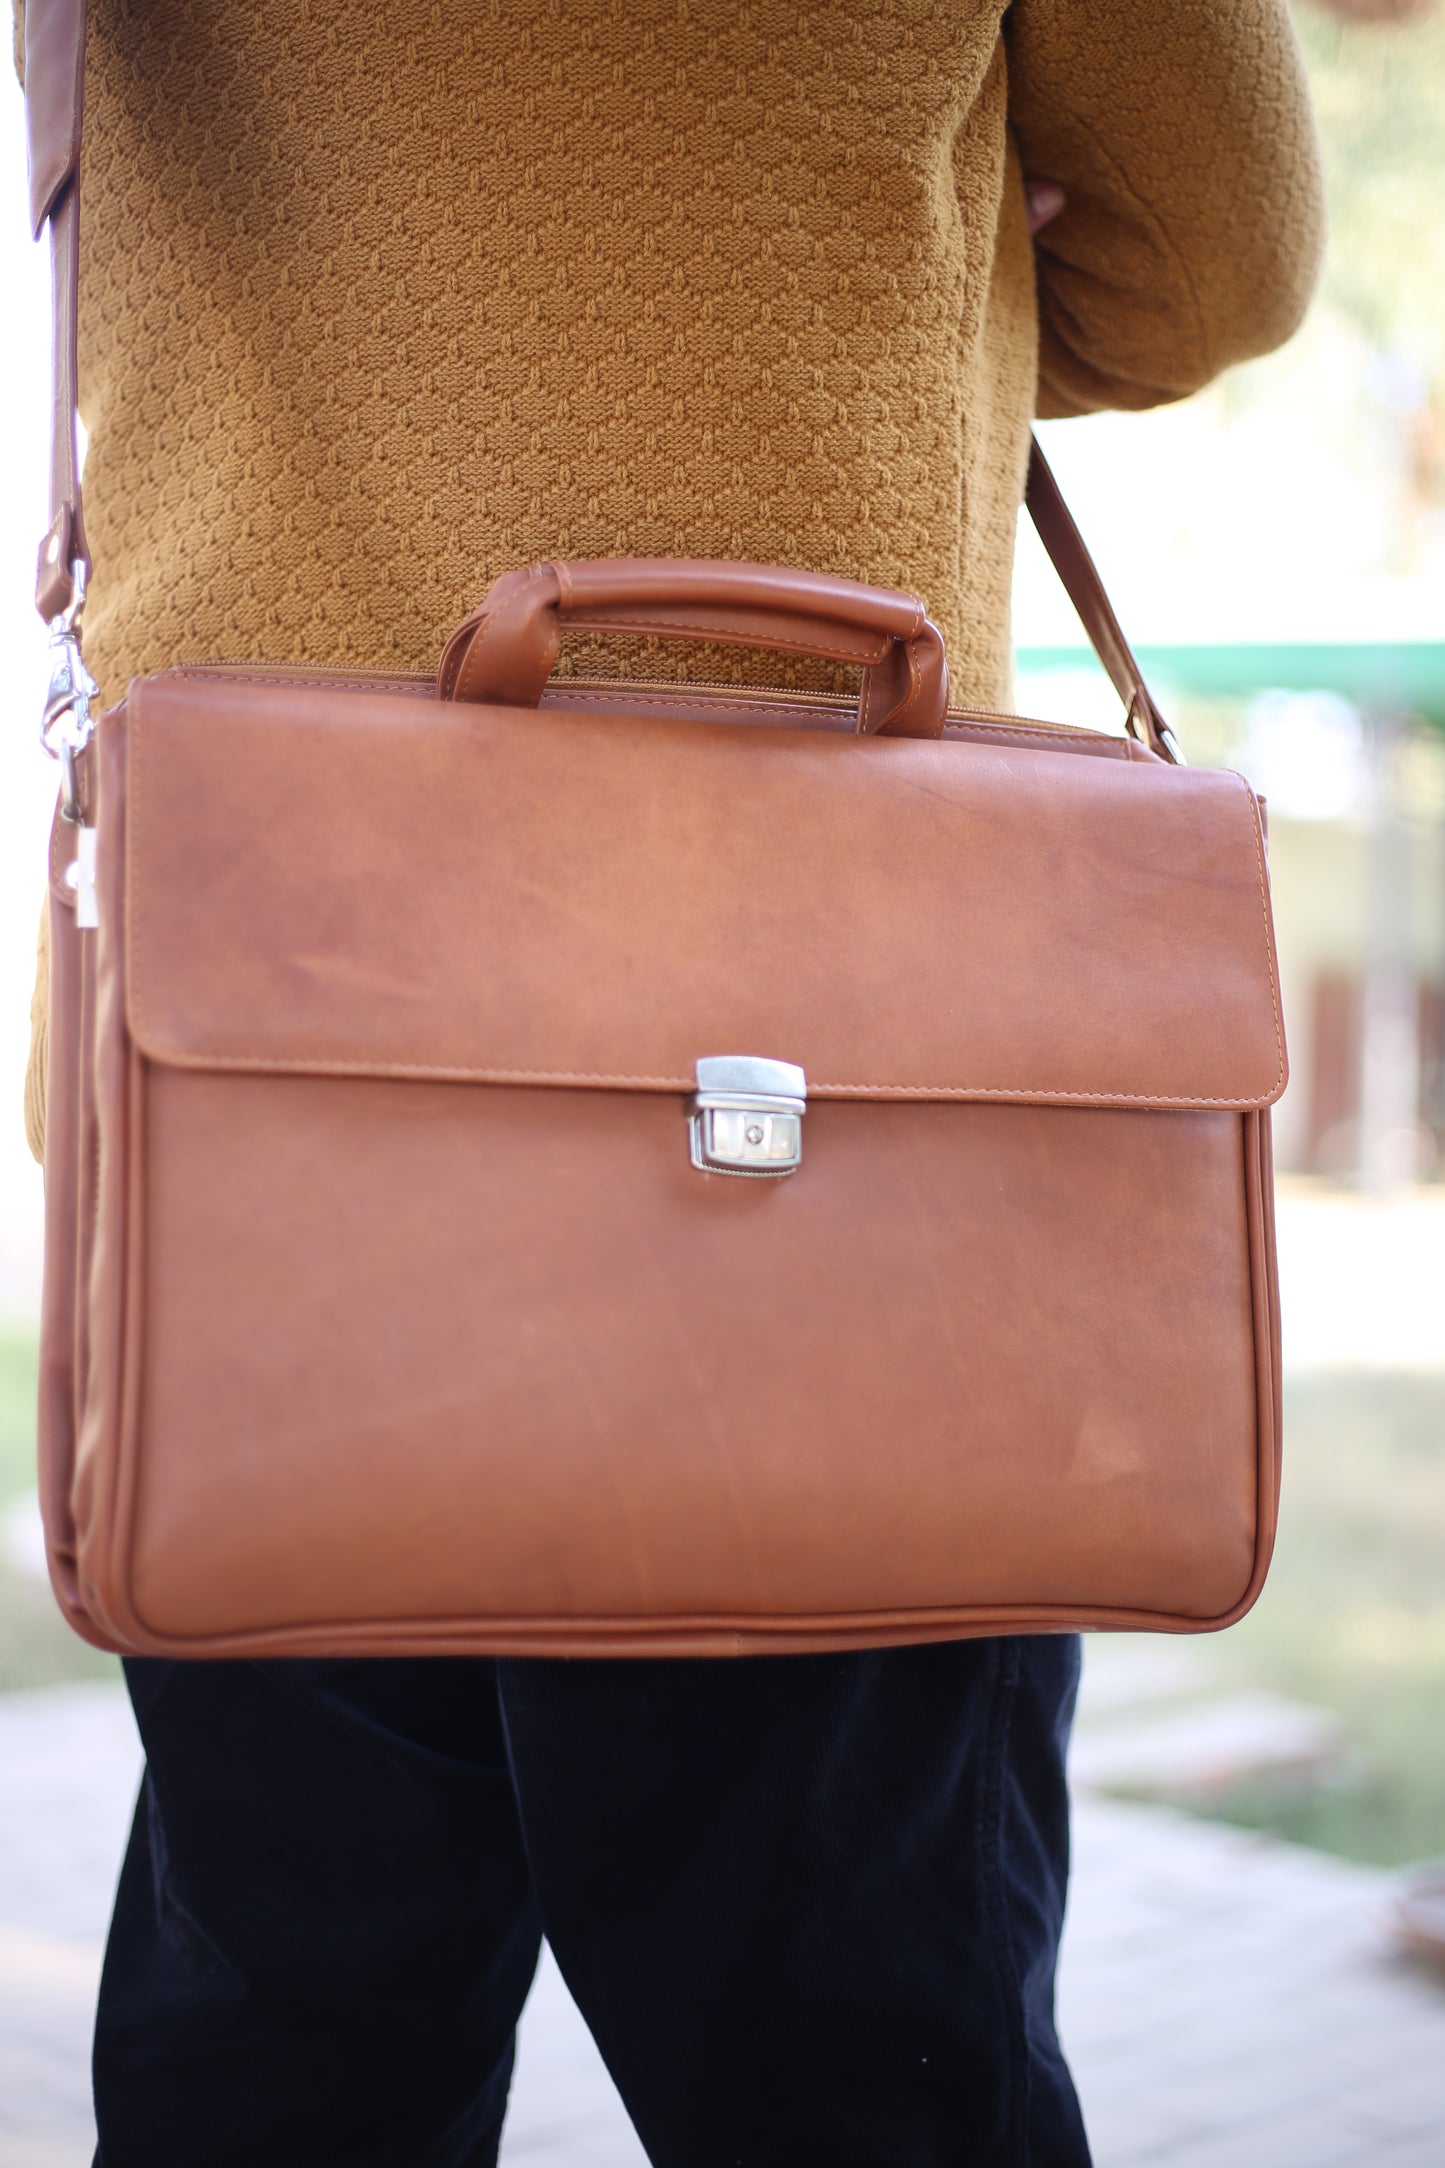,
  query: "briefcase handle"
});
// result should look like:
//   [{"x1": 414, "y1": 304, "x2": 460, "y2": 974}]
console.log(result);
[{"x1": 437, "y1": 559, "x2": 951, "y2": 740}]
